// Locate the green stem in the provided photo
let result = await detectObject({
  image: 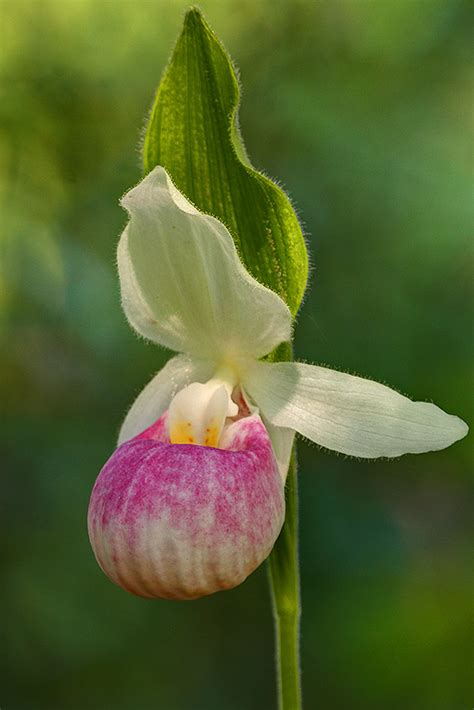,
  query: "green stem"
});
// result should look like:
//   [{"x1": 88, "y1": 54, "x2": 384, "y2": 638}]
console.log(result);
[{"x1": 268, "y1": 454, "x2": 302, "y2": 710}]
